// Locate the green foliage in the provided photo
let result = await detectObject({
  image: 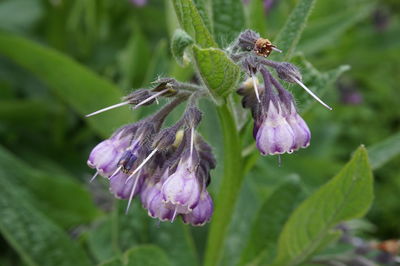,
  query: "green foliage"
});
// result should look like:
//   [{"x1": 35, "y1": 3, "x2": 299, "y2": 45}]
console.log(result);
[
  {"x1": 172, "y1": 0, "x2": 216, "y2": 48},
  {"x1": 0, "y1": 175, "x2": 91, "y2": 266},
  {"x1": 369, "y1": 131, "x2": 400, "y2": 170},
  {"x1": 192, "y1": 46, "x2": 241, "y2": 100},
  {"x1": 0, "y1": 146, "x2": 101, "y2": 228},
  {"x1": 273, "y1": 0, "x2": 316, "y2": 60},
  {"x1": 239, "y1": 178, "x2": 306, "y2": 265},
  {"x1": 0, "y1": 32, "x2": 131, "y2": 138},
  {"x1": 100, "y1": 245, "x2": 172, "y2": 266},
  {"x1": 271, "y1": 146, "x2": 374, "y2": 266},
  {"x1": 212, "y1": 0, "x2": 246, "y2": 46},
  {"x1": 171, "y1": 29, "x2": 194, "y2": 67}
]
